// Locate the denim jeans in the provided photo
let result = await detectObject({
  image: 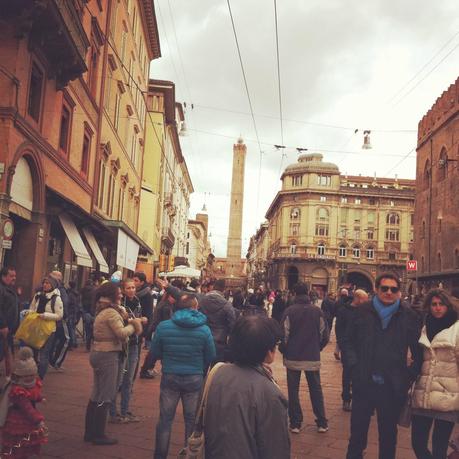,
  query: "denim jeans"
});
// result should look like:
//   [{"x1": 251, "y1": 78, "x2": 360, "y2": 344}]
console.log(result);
[
  {"x1": 109, "y1": 352, "x2": 127, "y2": 417},
  {"x1": 154, "y1": 373, "x2": 203, "y2": 459},
  {"x1": 34, "y1": 333, "x2": 55, "y2": 380},
  {"x1": 286, "y1": 369, "x2": 328, "y2": 428},
  {"x1": 119, "y1": 344, "x2": 139, "y2": 416}
]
